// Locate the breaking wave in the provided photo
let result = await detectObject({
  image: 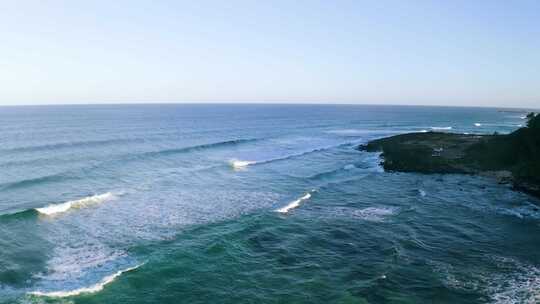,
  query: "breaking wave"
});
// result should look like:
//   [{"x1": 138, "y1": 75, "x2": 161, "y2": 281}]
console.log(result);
[
  {"x1": 229, "y1": 159, "x2": 257, "y2": 170},
  {"x1": 275, "y1": 191, "x2": 314, "y2": 213},
  {"x1": 230, "y1": 142, "x2": 359, "y2": 170},
  {"x1": 35, "y1": 192, "x2": 117, "y2": 216},
  {"x1": 430, "y1": 126, "x2": 453, "y2": 130},
  {"x1": 28, "y1": 264, "x2": 143, "y2": 298}
]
